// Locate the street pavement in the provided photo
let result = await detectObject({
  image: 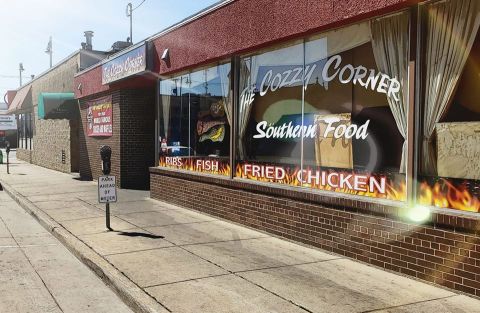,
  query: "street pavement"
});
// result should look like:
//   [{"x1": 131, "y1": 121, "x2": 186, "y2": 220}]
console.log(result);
[
  {"x1": 1, "y1": 155, "x2": 480, "y2": 313},
  {"x1": 0, "y1": 186, "x2": 133, "y2": 313}
]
